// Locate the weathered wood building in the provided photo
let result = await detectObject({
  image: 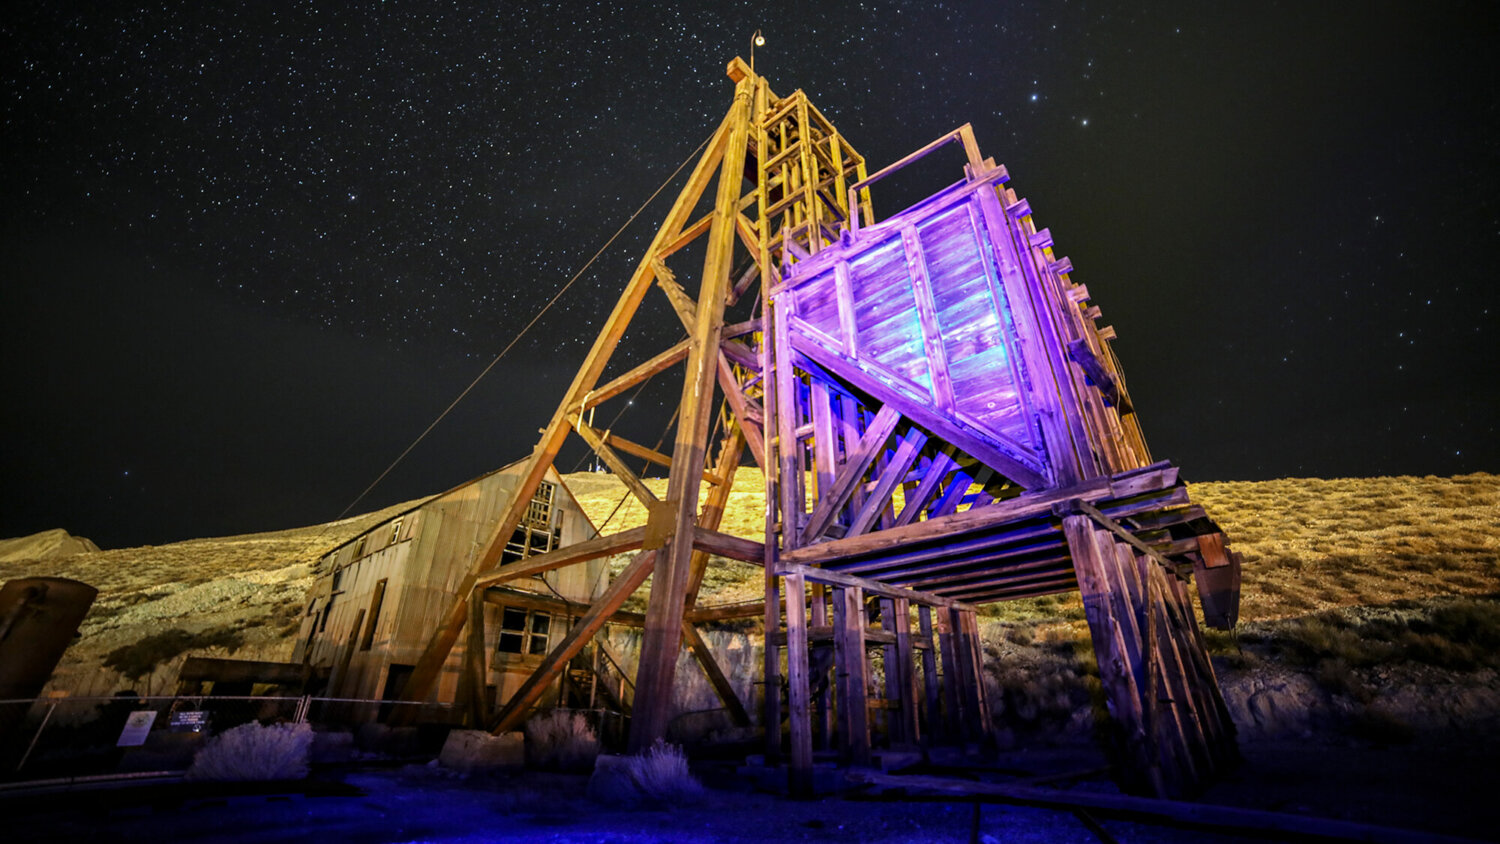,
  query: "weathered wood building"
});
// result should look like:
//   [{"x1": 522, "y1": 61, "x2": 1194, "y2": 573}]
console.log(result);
[{"x1": 294, "y1": 461, "x2": 609, "y2": 717}]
